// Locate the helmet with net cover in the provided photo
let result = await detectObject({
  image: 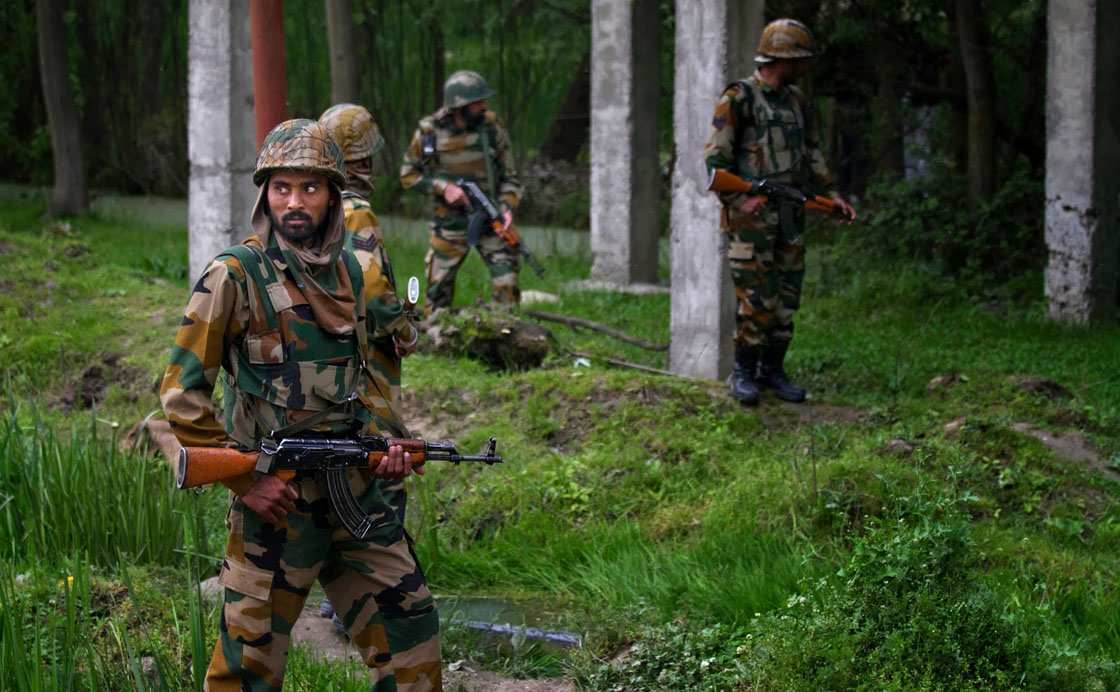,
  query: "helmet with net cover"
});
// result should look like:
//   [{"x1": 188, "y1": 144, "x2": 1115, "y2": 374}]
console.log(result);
[
  {"x1": 252, "y1": 118, "x2": 348, "y2": 189},
  {"x1": 755, "y1": 19, "x2": 816, "y2": 63},
  {"x1": 443, "y1": 70, "x2": 495, "y2": 110},
  {"x1": 318, "y1": 104, "x2": 385, "y2": 162}
]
